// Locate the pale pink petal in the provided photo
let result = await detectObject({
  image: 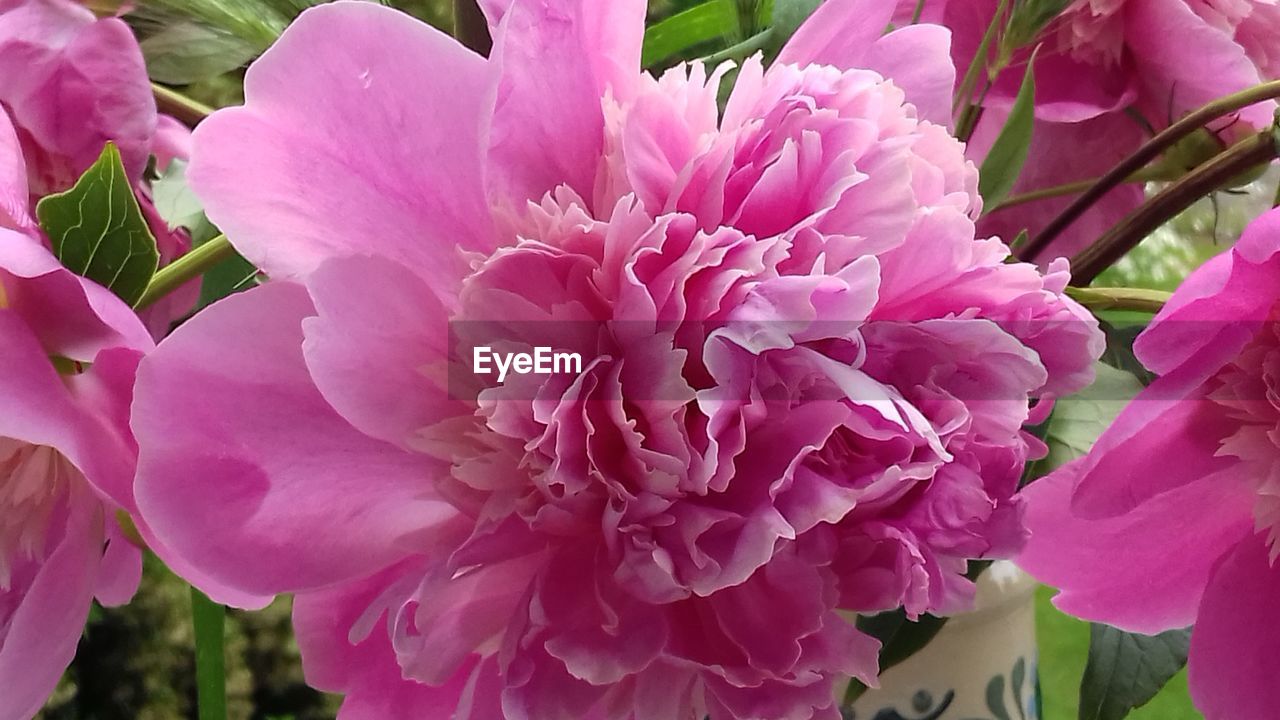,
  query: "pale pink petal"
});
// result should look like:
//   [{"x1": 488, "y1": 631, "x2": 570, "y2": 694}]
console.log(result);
[
  {"x1": 1187, "y1": 534, "x2": 1280, "y2": 719},
  {"x1": 188, "y1": 1, "x2": 494, "y2": 285},
  {"x1": 133, "y1": 281, "x2": 456, "y2": 604},
  {"x1": 302, "y1": 255, "x2": 467, "y2": 450},
  {"x1": 485, "y1": 0, "x2": 646, "y2": 212},
  {"x1": 0, "y1": 111, "x2": 32, "y2": 234},
  {"x1": 776, "y1": 0, "x2": 895, "y2": 71},
  {"x1": 862, "y1": 24, "x2": 956, "y2": 126},
  {"x1": 94, "y1": 518, "x2": 142, "y2": 607},
  {"x1": 1020, "y1": 461, "x2": 1255, "y2": 634}
]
